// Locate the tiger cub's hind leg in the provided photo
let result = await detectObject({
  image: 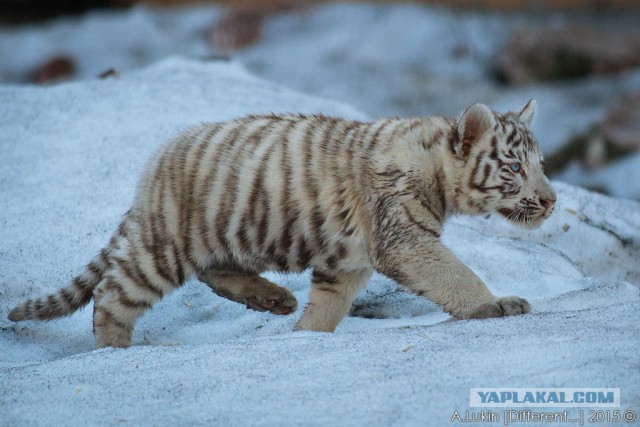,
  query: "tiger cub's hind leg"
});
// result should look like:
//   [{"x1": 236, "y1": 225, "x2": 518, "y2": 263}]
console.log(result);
[
  {"x1": 295, "y1": 268, "x2": 373, "y2": 332},
  {"x1": 92, "y1": 239, "x2": 179, "y2": 348},
  {"x1": 93, "y1": 274, "x2": 162, "y2": 348},
  {"x1": 197, "y1": 270, "x2": 298, "y2": 315},
  {"x1": 200, "y1": 271, "x2": 298, "y2": 315}
]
